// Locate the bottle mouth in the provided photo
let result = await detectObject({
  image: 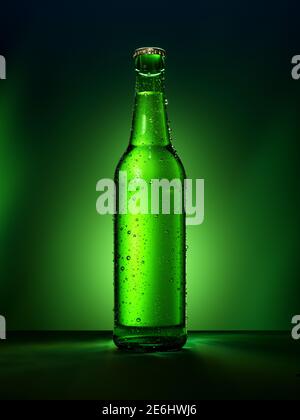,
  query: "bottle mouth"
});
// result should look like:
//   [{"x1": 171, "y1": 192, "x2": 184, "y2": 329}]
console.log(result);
[
  {"x1": 134, "y1": 47, "x2": 166, "y2": 75},
  {"x1": 133, "y1": 47, "x2": 166, "y2": 59}
]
